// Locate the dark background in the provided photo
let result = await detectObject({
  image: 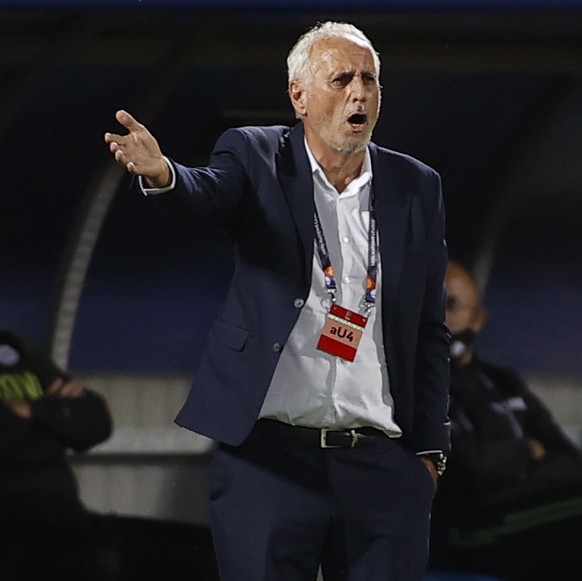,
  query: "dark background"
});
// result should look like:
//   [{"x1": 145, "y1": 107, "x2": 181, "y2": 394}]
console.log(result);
[{"x1": 1, "y1": 4, "x2": 581, "y2": 376}]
